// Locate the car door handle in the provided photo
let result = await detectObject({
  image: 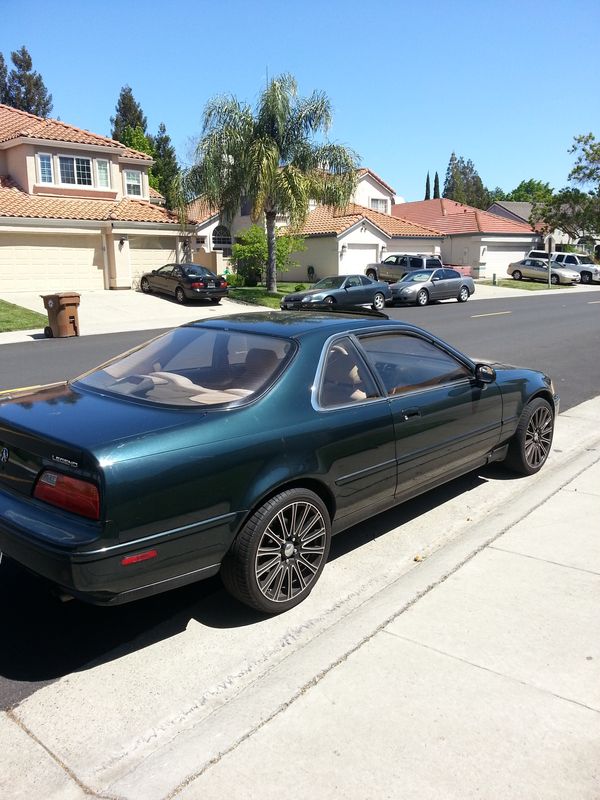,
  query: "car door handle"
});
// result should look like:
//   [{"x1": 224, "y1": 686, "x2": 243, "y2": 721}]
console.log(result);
[{"x1": 401, "y1": 407, "x2": 421, "y2": 421}]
